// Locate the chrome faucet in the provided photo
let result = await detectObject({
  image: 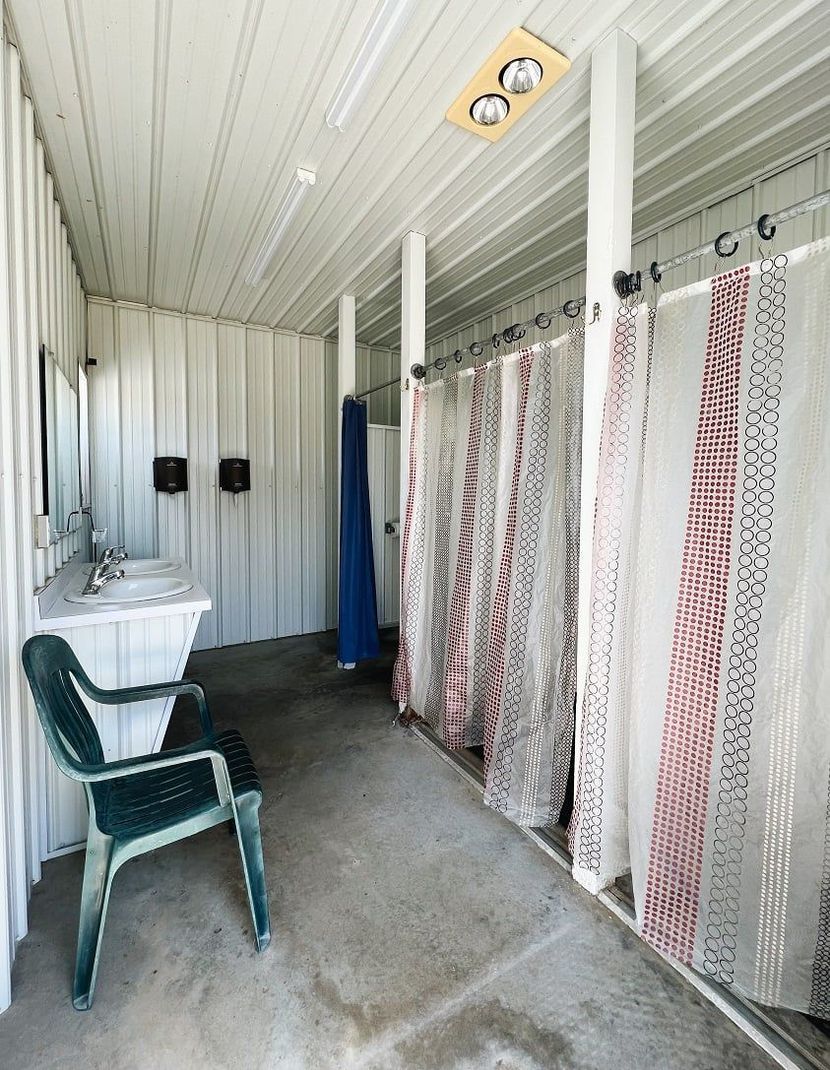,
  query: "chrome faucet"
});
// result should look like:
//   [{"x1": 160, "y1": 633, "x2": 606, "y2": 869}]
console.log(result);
[
  {"x1": 100, "y1": 545, "x2": 128, "y2": 567},
  {"x1": 82, "y1": 562, "x2": 126, "y2": 596}
]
